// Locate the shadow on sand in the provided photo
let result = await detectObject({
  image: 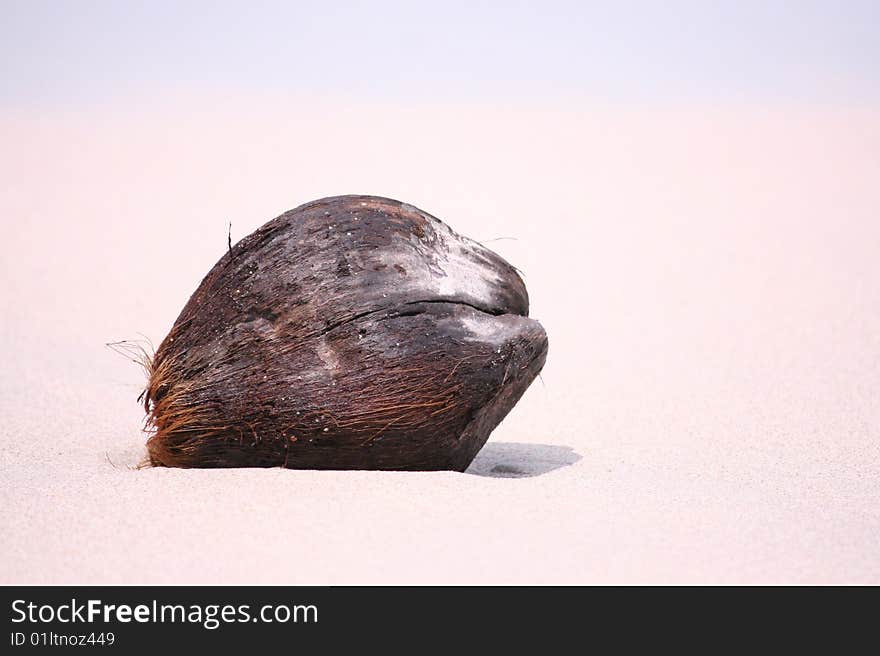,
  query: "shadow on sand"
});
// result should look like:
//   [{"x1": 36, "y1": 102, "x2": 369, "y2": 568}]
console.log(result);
[{"x1": 465, "y1": 442, "x2": 581, "y2": 478}]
